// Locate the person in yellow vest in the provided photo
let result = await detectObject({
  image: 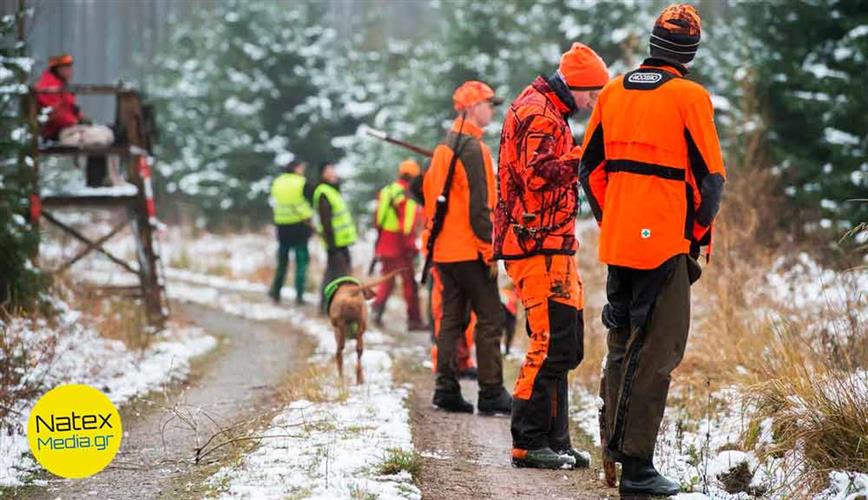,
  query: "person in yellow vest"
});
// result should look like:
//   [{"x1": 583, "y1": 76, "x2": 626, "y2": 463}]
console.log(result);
[
  {"x1": 370, "y1": 159, "x2": 426, "y2": 331},
  {"x1": 269, "y1": 159, "x2": 314, "y2": 305},
  {"x1": 314, "y1": 162, "x2": 358, "y2": 312}
]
